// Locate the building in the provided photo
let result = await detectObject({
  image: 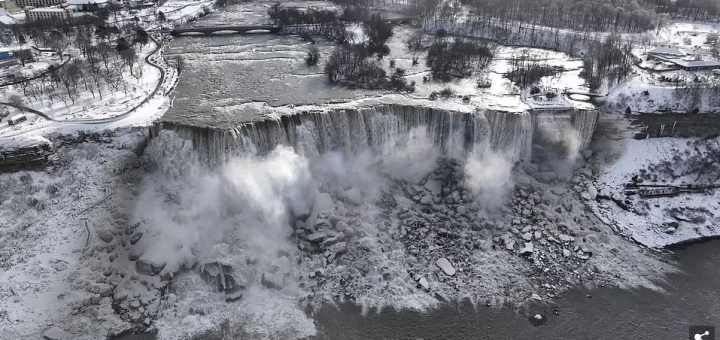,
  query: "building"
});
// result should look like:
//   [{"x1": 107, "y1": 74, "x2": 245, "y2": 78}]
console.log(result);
[
  {"x1": 24, "y1": 6, "x2": 70, "y2": 22},
  {"x1": 0, "y1": 0, "x2": 19, "y2": 13},
  {"x1": 66, "y1": 0, "x2": 107, "y2": 11},
  {"x1": 15, "y1": 0, "x2": 63, "y2": 8},
  {"x1": 672, "y1": 60, "x2": 720, "y2": 71},
  {"x1": 647, "y1": 47, "x2": 686, "y2": 60},
  {"x1": 0, "y1": 8, "x2": 16, "y2": 24}
]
